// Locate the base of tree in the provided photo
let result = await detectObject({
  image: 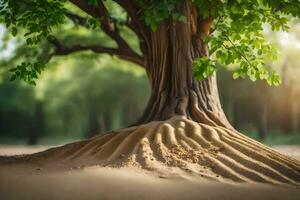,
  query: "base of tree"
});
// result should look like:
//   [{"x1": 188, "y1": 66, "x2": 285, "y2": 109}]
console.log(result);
[{"x1": 1, "y1": 116, "x2": 300, "y2": 185}]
